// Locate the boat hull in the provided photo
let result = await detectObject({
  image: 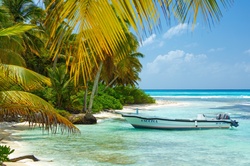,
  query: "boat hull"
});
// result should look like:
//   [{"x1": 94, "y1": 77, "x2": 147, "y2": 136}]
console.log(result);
[{"x1": 122, "y1": 114, "x2": 233, "y2": 129}]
